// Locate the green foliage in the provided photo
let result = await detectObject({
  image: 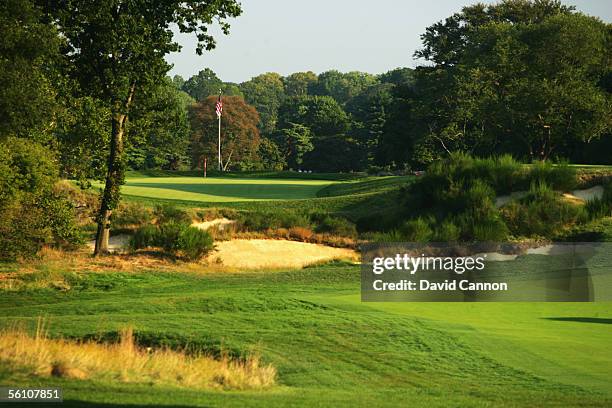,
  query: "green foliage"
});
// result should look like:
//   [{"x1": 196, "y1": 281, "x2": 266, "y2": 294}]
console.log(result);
[
  {"x1": 129, "y1": 224, "x2": 158, "y2": 250},
  {"x1": 585, "y1": 182, "x2": 612, "y2": 219},
  {"x1": 240, "y1": 73, "x2": 286, "y2": 134},
  {"x1": 0, "y1": 138, "x2": 82, "y2": 260},
  {"x1": 112, "y1": 202, "x2": 153, "y2": 230},
  {"x1": 412, "y1": 3, "x2": 611, "y2": 163},
  {"x1": 275, "y1": 123, "x2": 314, "y2": 168},
  {"x1": 312, "y1": 215, "x2": 357, "y2": 238},
  {"x1": 399, "y1": 218, "x2": 433, "y2": 242},
  {"x1": 127, "y1": 78, "x2": 194, "y2": 171},
  {"x1": 434, "y1": 220, "x2": 460, "y2": 242},
  {"x1": 0, "y1": 0, "x2": 61, "y2": 140},
  {"x1": 309, "y1": 70, "x2": 378, "y2": 105},
  {"x1": 154, "y1": 205, "x2": 192, "y2": 226},
  {"x1": 501, "y1": 182, "x2": 587, "y2": 237},
  {"x1": 528, "y1": 161, "x2": 577, "y2": 191},
  {"x1": 130, "y1": 222, "x2": 213, "y2": 261},
  {"x1": 177, "y1": 226, "x2": 214, "y2": 260},
  {"x1": 240, "y1": 211, "x2": 311, "y2": 231},
  {"x1": 256, "y1": 137, "x2": 286, "y2": 171}
]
